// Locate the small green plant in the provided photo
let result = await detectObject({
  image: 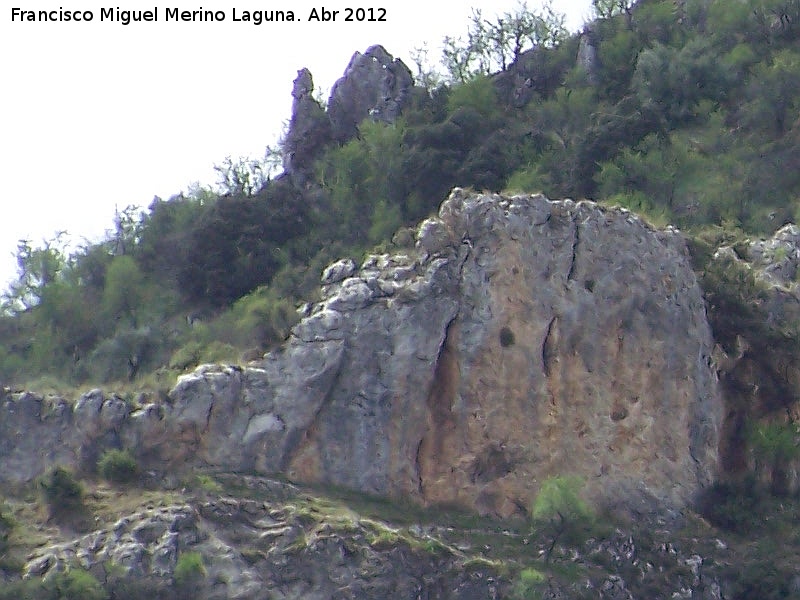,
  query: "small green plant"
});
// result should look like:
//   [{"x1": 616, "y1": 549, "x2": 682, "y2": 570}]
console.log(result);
[
  {"x1": 174, "y1": 551, "x2": 206, "y2": 588},
  {"x1": 772, "y1": 245, "x2": 789, "y2": 262},
  {"x1": 748, "y1": 421, "x2": 800, "y2": 495},
  {"x1": 194, "y1": 474, "x2": 223, "y2": 494},
  {"x1": 97, "y1": 449, "x2": 139, "y2": 484},
  {"x1": 168, "y1": 340, "x2": 204, "y2": 371},
  {"x1": 54, "y1": 568, "x2": 108, "y2": 600},
  {"x1": 39, "y1": 466, "x2": 84, "y2": 517},
  {"x1": 514, "y1": 567, "x2": 547, "y2": 599},
  {"x1": 532, "y1": 476, "x2": 594, "y2": 563},
  {"x1": 749, "y1": 421, "x2": 800, "y2": 464}
]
